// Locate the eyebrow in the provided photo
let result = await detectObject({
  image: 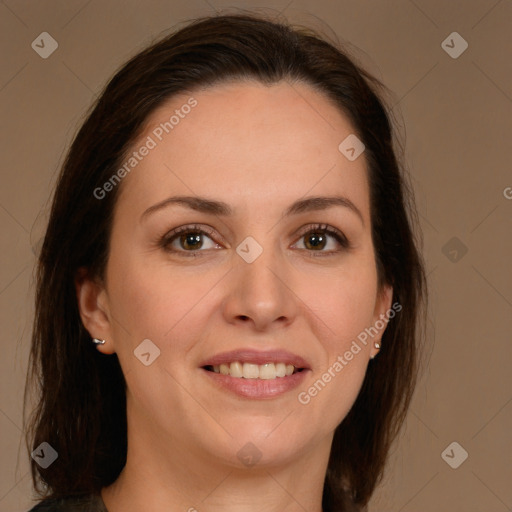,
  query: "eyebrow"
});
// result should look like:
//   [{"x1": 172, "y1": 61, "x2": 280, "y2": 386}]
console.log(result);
[{"x1": 140, "y1": 195, "x2": 364, "y2": 225}]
